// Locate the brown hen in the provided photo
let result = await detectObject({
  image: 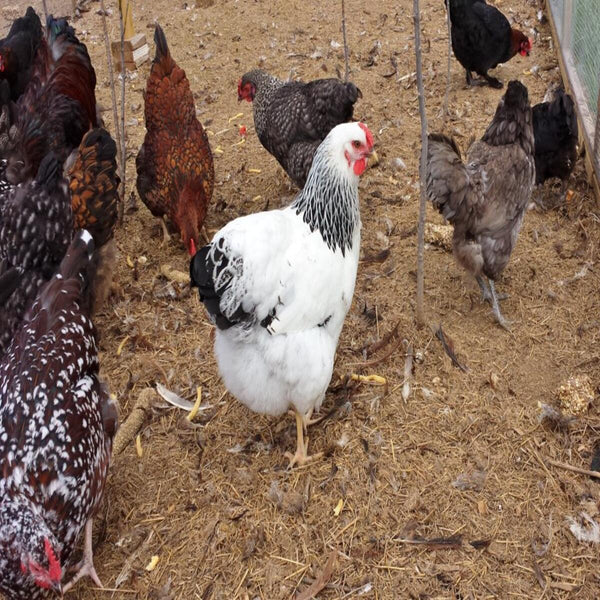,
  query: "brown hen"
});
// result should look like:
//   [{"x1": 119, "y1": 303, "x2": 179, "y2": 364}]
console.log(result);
[
  {"x1": 136, "y1": 24, "x2": 214, "y2": 255},
  {"x1": 68, "y1": 127, "x2": 120, "y2": 313}
]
